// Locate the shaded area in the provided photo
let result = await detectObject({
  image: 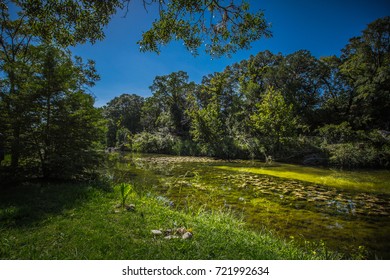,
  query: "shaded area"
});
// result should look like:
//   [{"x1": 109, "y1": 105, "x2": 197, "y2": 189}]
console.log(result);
[{"x1": 0, "y1": 181, "x2": 110, "y2": 228}]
